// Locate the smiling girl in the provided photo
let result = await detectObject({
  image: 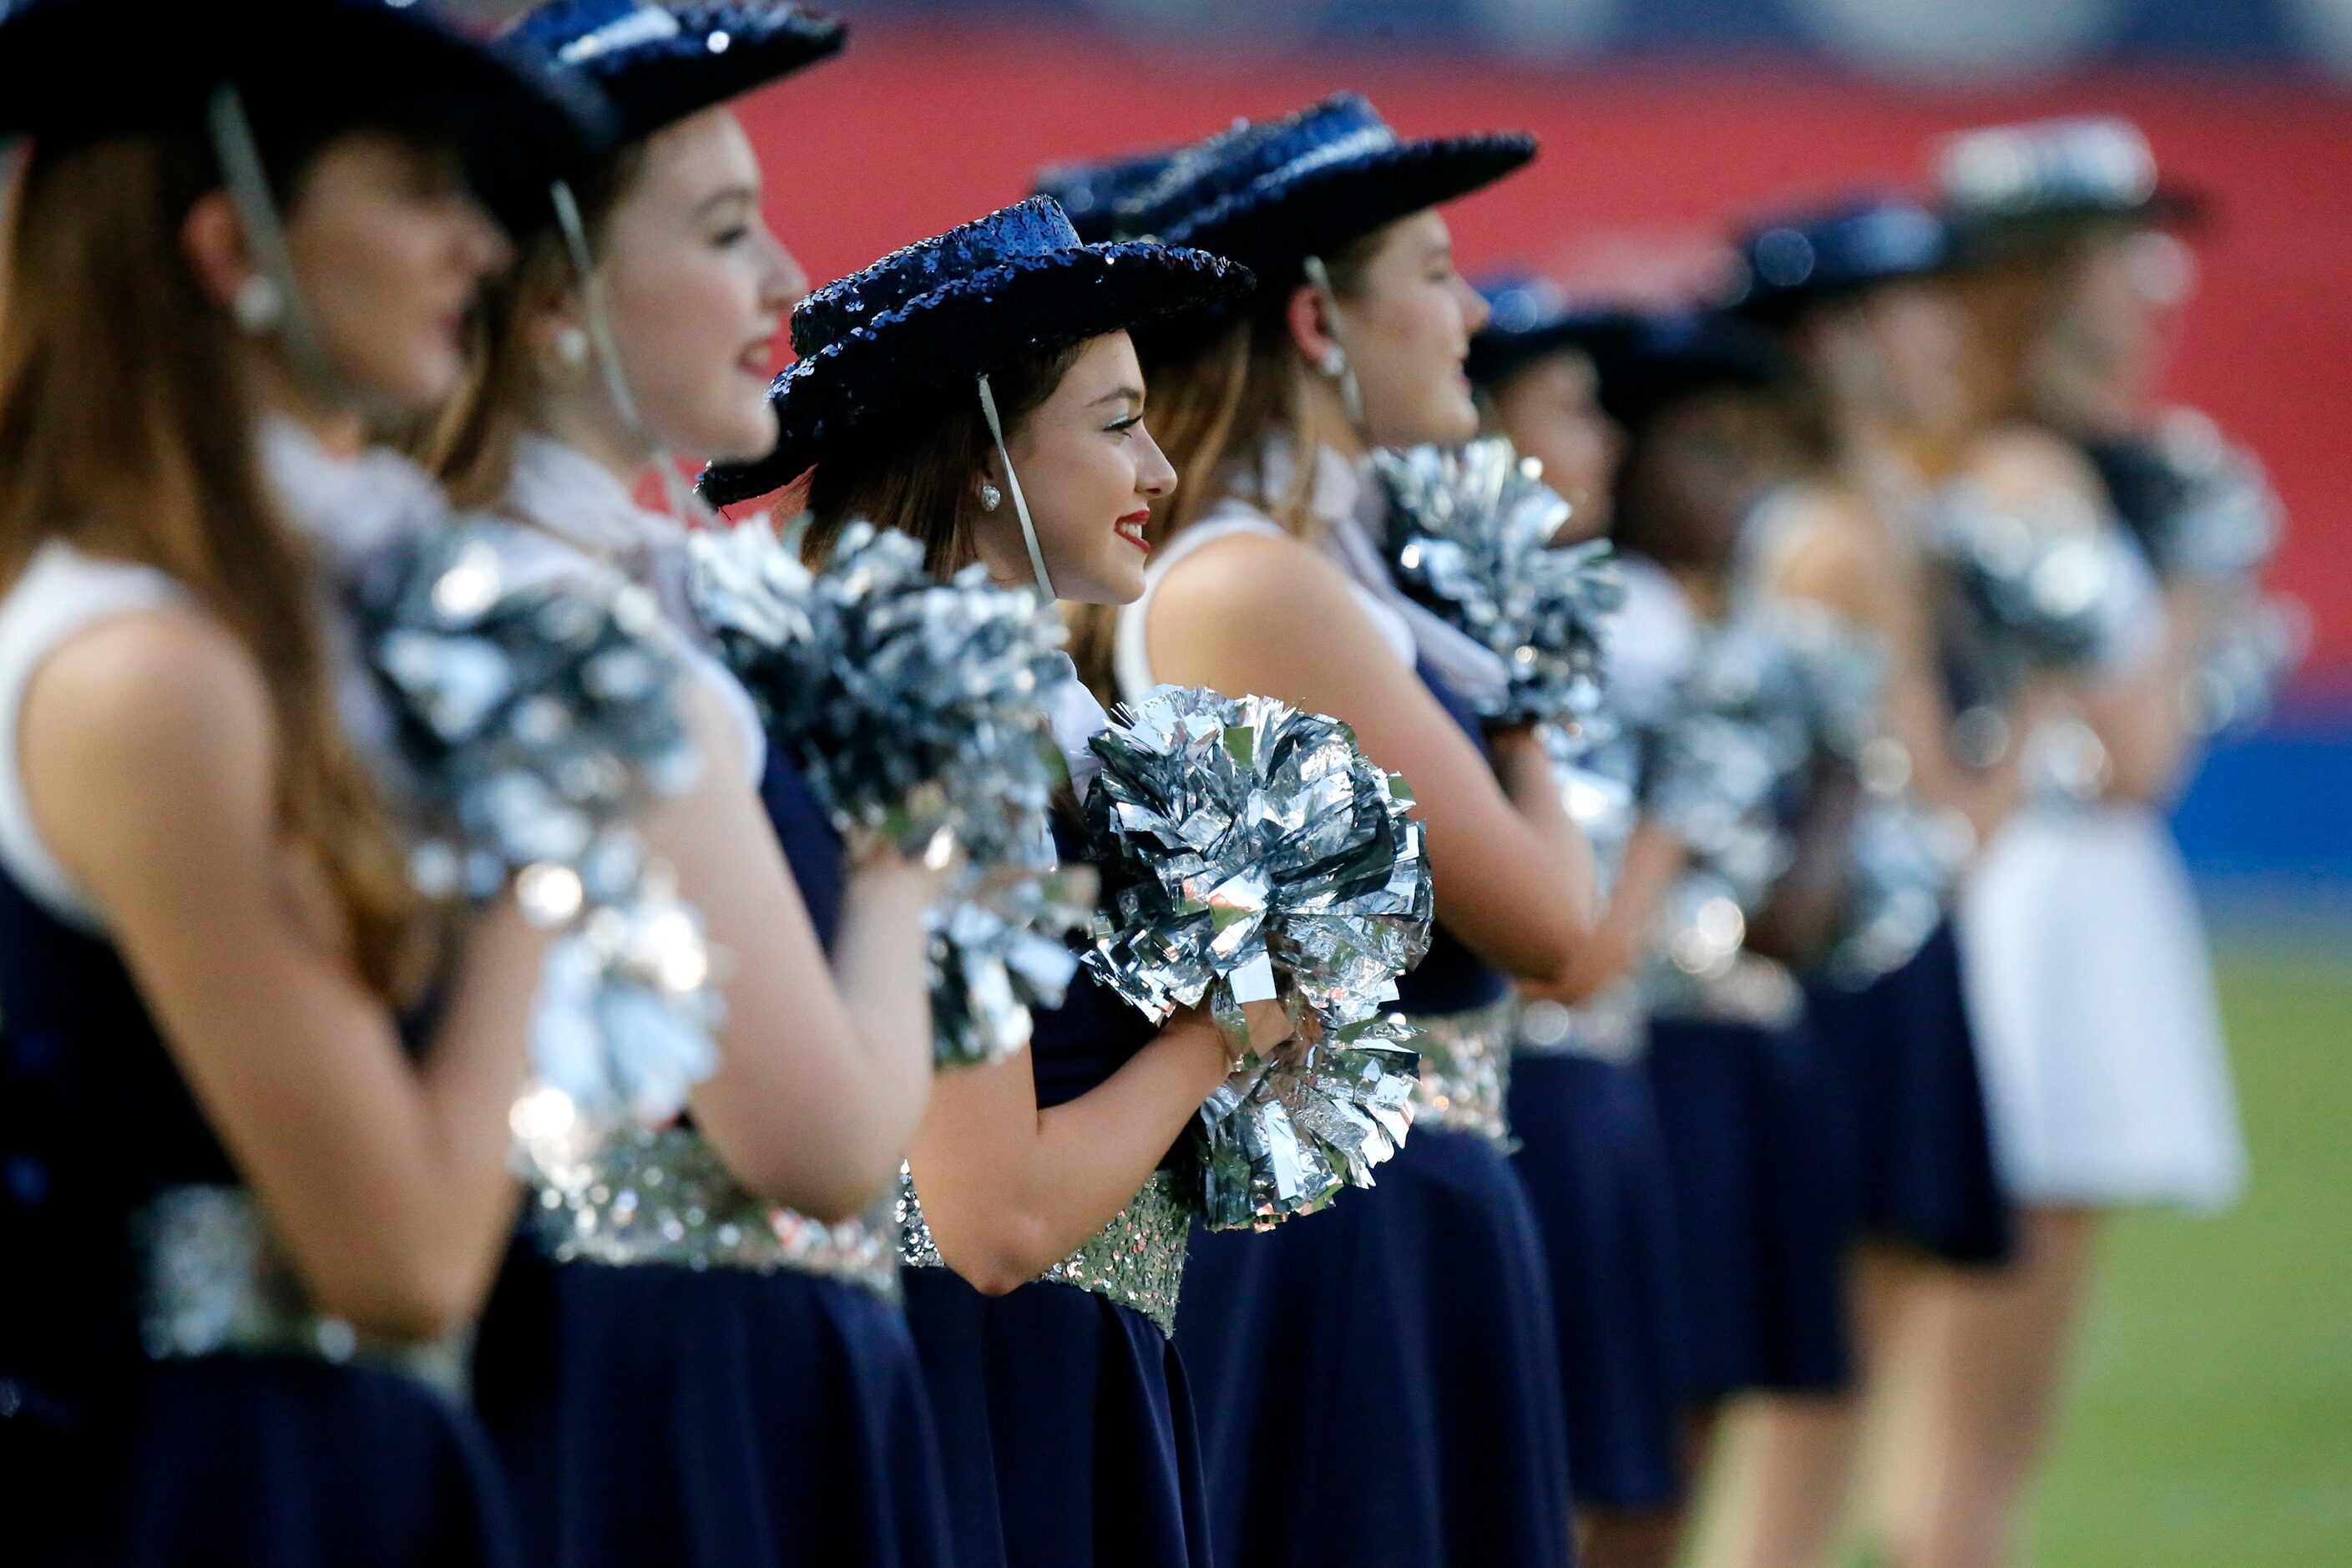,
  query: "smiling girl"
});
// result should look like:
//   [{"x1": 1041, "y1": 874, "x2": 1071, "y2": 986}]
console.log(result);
[
  {"x1": 0, "y1": 1, "x2": 605, "y2": 1561},
  {"x1": 699, "y1": 193, "x2": 1263, "y2": 1568},
  {"x1": 421, "y1": 5, "x2": 955, "y2": 1565},
  {"x1": 1080, "y1": 94, "x2": 1599, "y2": 1568}
]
